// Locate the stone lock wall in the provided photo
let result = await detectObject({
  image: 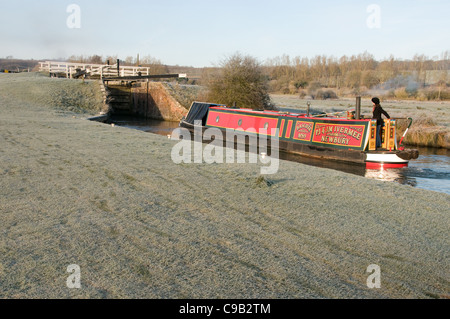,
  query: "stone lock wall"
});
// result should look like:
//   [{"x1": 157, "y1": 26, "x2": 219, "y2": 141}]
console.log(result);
[{"x1": 130, "y1": 82, "x2": 188, "y2": 122}]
